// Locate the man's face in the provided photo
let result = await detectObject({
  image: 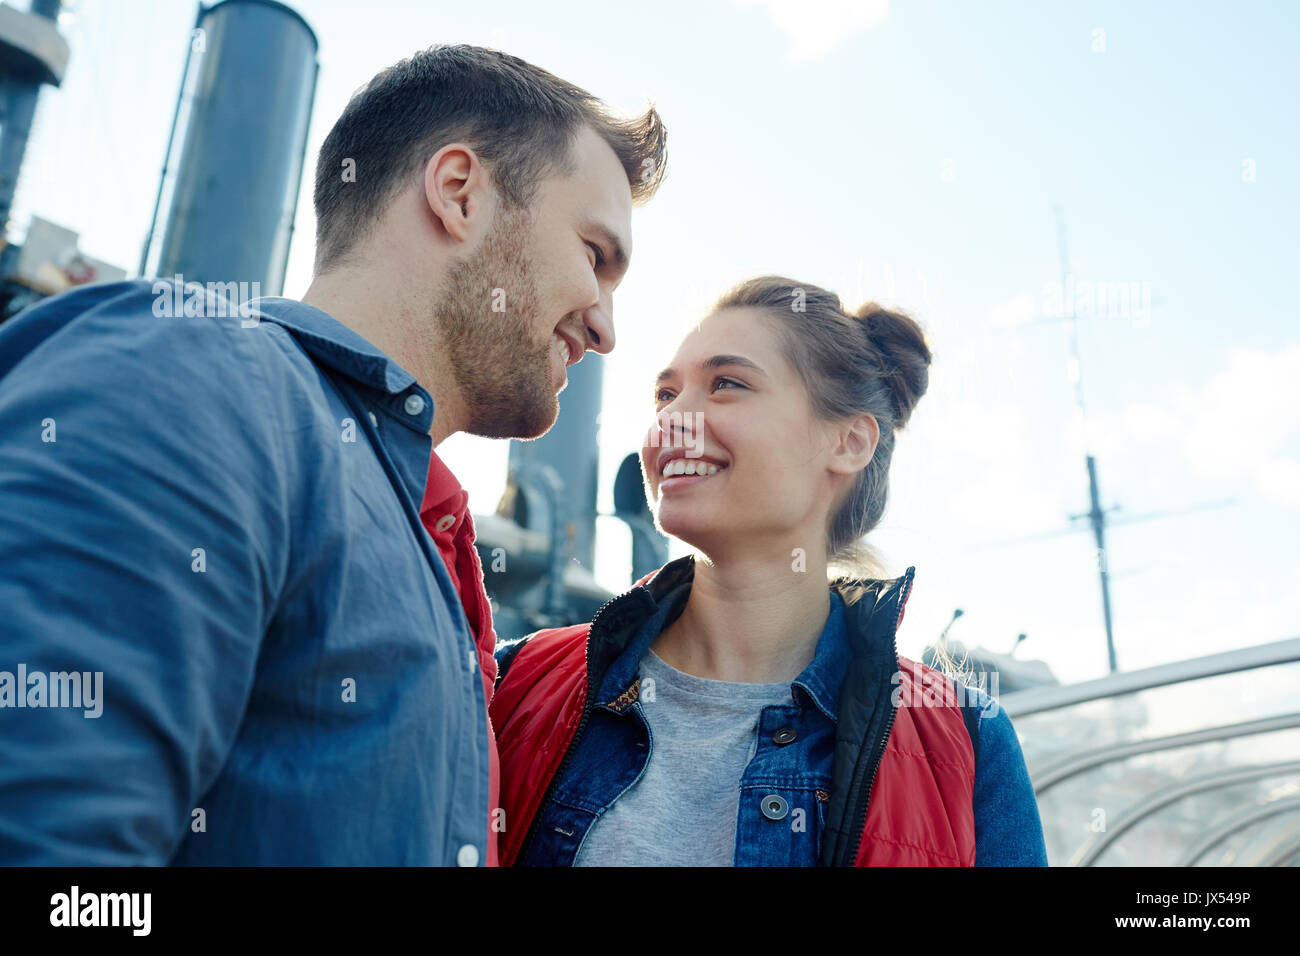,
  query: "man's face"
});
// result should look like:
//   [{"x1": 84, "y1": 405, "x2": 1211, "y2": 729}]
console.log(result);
[{"x1": 434, "y1": 125, "x2": 633, "y2": 440}]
